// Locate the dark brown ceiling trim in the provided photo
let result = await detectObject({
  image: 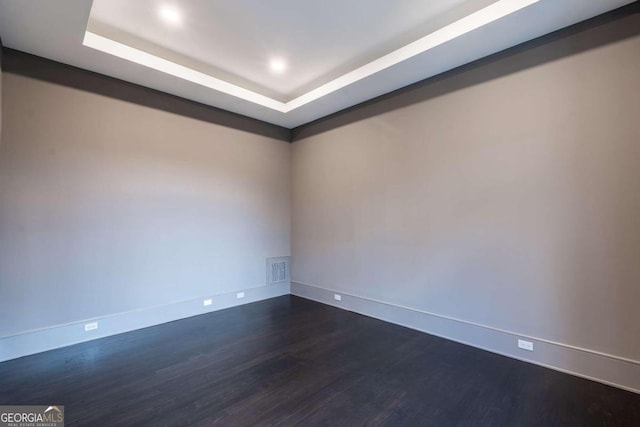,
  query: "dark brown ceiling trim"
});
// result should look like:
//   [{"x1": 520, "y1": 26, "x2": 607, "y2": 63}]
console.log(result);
[
  {"x1": 1, "y1": 48, "x2": 291, "y2": 142},
  {"x1": 291, "y1": 1, "x2": 640, "y2": 142}
]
